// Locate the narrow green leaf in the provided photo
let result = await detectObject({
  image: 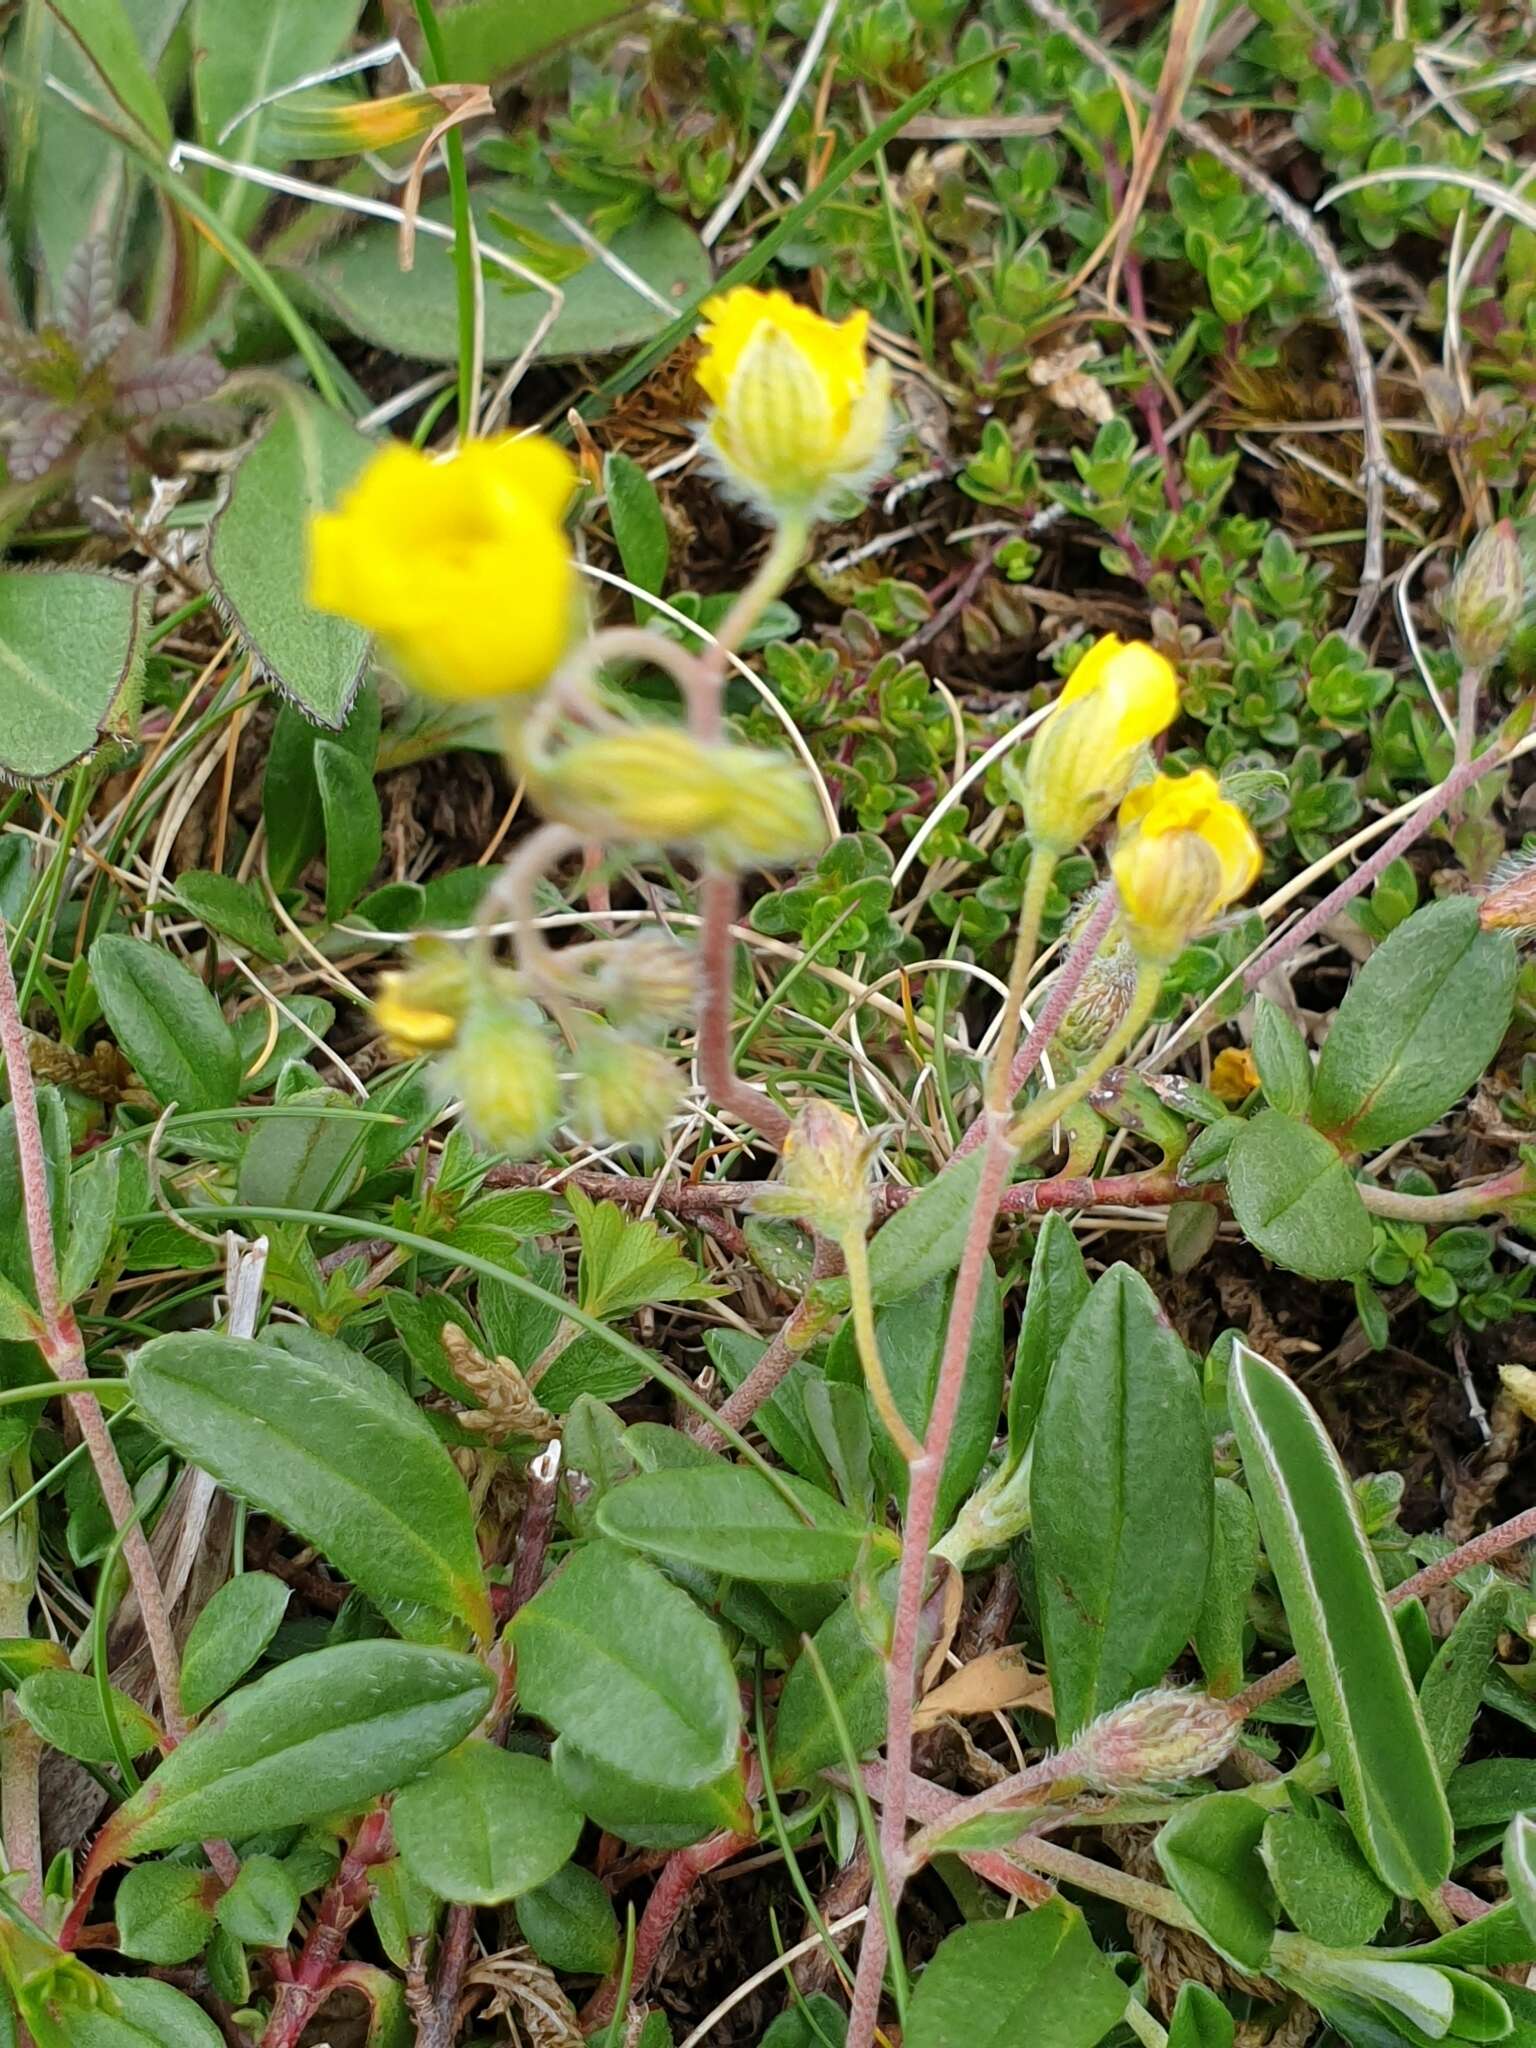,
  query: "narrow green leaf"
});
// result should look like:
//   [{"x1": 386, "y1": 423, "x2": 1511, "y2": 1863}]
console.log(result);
[
  {"x1": 0, "y1": 569, "x2": 143, "y2": 781},
  {"x1": 262, "y1": 689, "x2": 380, "y2": 891},
  {"x1": 1033, "y1": 1264, "x2": 1212, "y2": 1736},
  {"x1": 316, "y1": 740, "x2": 382, "y2": 918},
  {"x1": 67, "y1": 1977, "x2": 225, "y2": 2048},
  {"x1": 596, "y1": 1466, "x2": 883, "y2": 1584},
  {"x1": 129, "y1": 1330, "x2": 493, "y2": 1643},
  {"x1": 436, "y1": 0, "x2": 631, "y2": 76},
  {"x1": 905, "y1": 1897, "x2": 1128, "y2": 2048},
  {"x1": 179, "y1": 1571, "x2": 290, "y2": 1717},
  {"x1": 1154, "y1": 1791, "x2": 1277, "y2": 1970},
  {"x1": 1228, "y1": 1345, "x2": 1452, "y2": 1895},
  {"x1": 1226, "y1": 1110, "x2": 1373, "y2": 1280},
  {"x1": 512, "y1": 1542, "x2": 740, "y2": 1788},
  {"x1": 45, "y1": 0, "x2": 171, "y2": 144},
  {"x1": 1193, "y1": 1478, "x2": 1259, "y2": 1700},
  {"x1": 1253, "y1": 998, "x2": 1313, "y2": 1119},
  {"x1": 89, "y1": 935, "x2": 240, "y2": 1112},
  {"x1": 1309, "y1": 899, "x2": 1517, "y2": 1154},
  {"x1": 60, "y1": 1151, "x2": 120, "y2": 1305},
  {"x1": 1419, "y1": 1578, "x2": 1510, "y2": 1779},
  {"x1": 16, "y1": 1669, "x2": 159, "y2": 1764},
  {"x1": 103, "y1": 1641, "x2": 493, "y2": 1859},
  {"x1": 863, "y1": 1147, "x2": 990, "y2": 1307},
  {"x1": 1507, "y1": 1814, "x2": 1536, "y2": 1949},
  {"x1": 209, "y1": 388, "x2": 373, "y2": 725},
  {"x1": 604, "y1": 451, "x2": 669, "y2": 600},
  {"x1": 394, "y1": 1745, "x2": 582, "y2": 1904}
]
